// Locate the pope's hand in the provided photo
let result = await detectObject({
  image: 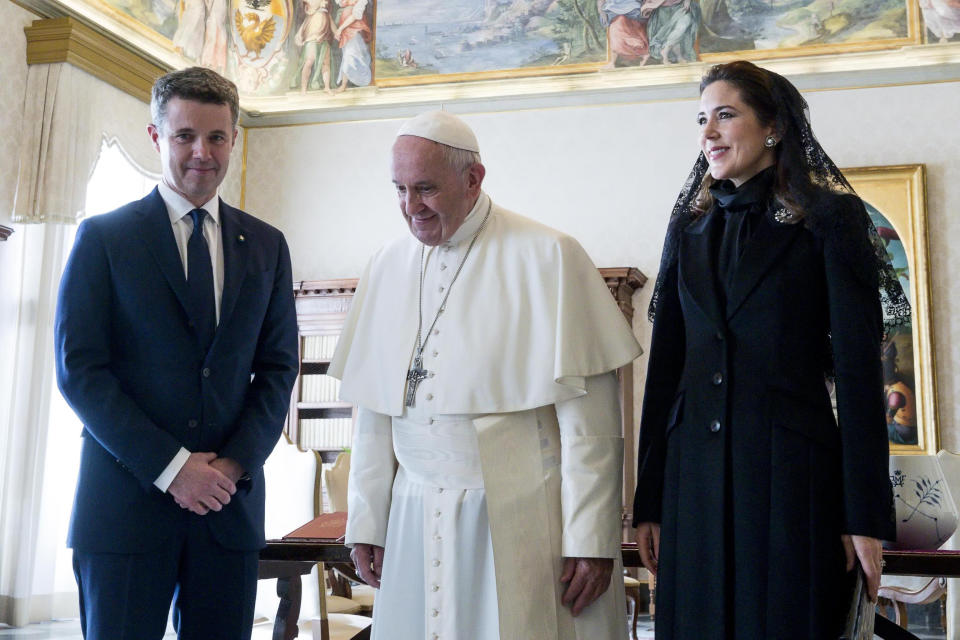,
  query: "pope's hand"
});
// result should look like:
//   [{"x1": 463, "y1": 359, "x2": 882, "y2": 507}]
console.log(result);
[
  {"x1": 635, "y1": 522, "x2": 660, "y2": 576},
  {"x1": 560, "y1": 557, "x2": 613, "y2": 616},
  {"x1": 168, "y1": 452, "x2": 236, "y2": 515},
  {"x1": 351, "y1": 543, "x2": 385, "y2": 589}
]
